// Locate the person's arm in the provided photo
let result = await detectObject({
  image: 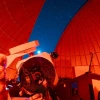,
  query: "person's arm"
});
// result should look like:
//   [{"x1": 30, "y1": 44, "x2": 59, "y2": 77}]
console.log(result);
[{"x1": 0, "y1": 53, "x2": 11, "y2": 100}]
